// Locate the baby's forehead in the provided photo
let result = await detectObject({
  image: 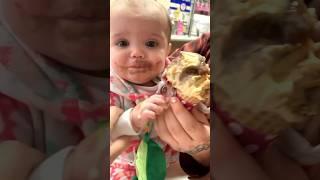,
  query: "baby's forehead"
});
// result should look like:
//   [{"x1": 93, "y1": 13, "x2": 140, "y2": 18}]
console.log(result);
[
  {"x1": 112, "y1": 1, "x2": 167, "y2": 17},
  {"x1": 111, "y1": 1, "x2": 171, "y2": 38}
]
